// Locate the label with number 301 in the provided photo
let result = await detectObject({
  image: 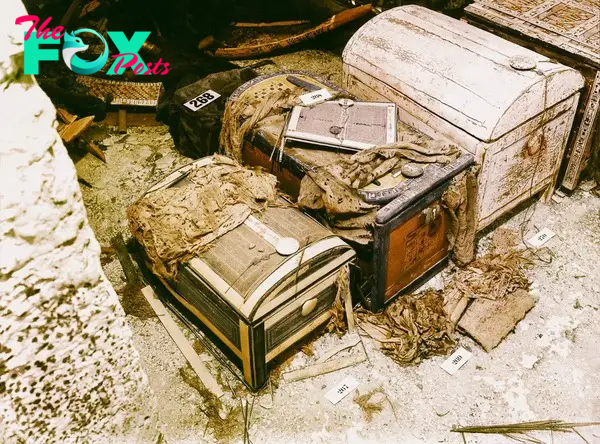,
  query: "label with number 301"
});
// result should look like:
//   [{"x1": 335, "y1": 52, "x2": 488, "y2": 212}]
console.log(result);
[{"x1": 184, "y1": 90, "x2": 221, "y2": 111}]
